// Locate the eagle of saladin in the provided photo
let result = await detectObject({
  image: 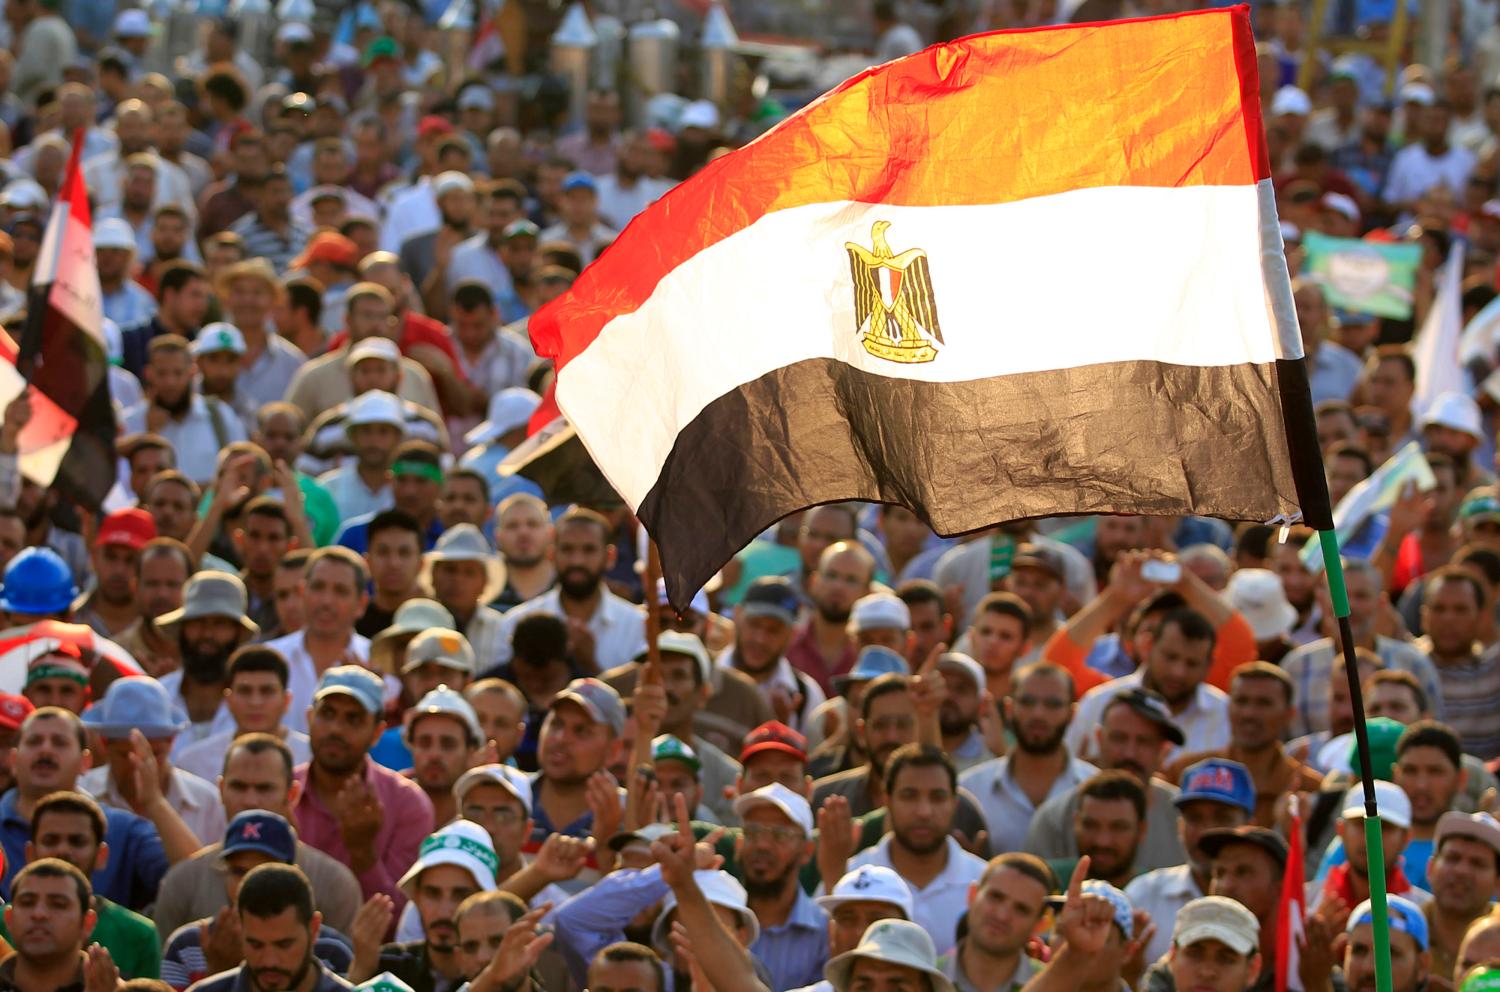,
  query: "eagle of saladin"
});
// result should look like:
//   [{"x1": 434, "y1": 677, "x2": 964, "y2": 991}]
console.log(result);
[{"x1": 844, "y1": 220, "x2": 944, "y2": 364}]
